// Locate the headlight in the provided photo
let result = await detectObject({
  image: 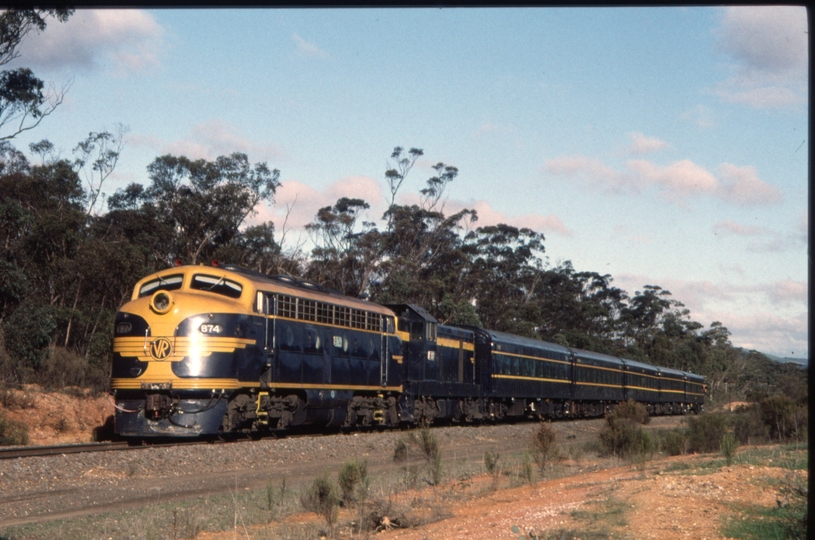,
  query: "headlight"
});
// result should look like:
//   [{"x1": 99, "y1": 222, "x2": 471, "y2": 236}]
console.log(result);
[{"x1": 151, "y1": 291, "x2": 173, "y2": 314}]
